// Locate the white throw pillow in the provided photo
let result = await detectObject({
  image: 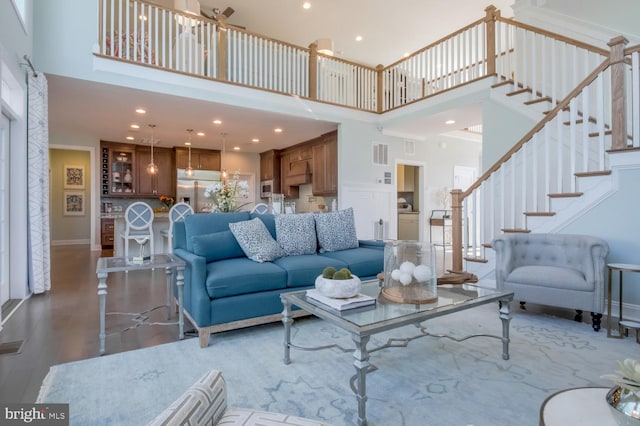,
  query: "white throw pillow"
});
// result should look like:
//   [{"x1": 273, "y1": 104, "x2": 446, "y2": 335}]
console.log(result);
[{"x1": 314, "y1": 207, "x2": 359, "y2": 252}]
